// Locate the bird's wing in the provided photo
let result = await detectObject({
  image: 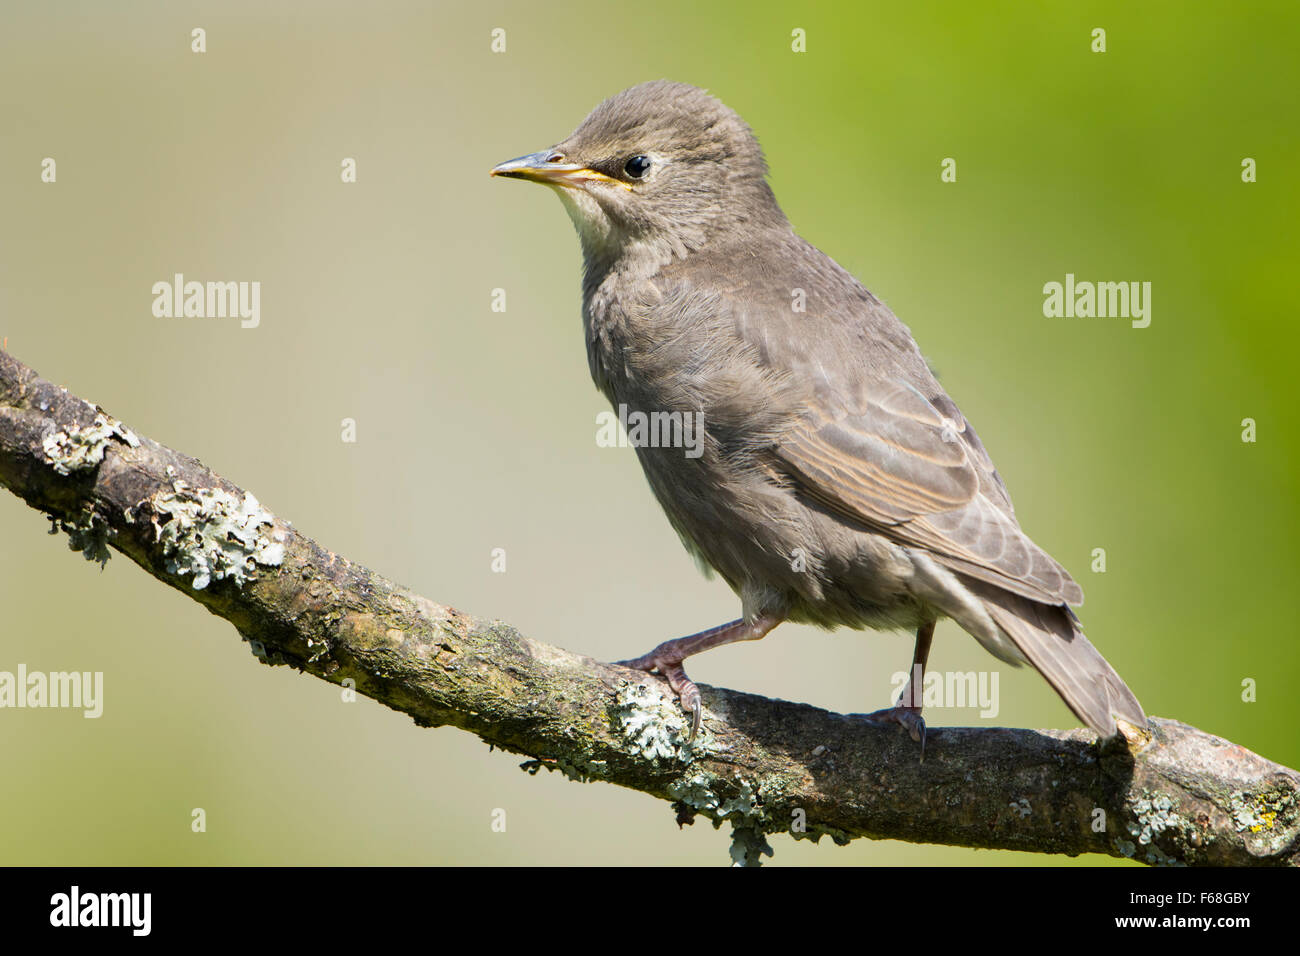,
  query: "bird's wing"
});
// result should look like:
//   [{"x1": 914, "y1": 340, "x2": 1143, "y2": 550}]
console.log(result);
[
  {"x1": 646, "y1": 239, "x2": 1083, "y2": 607},
  {"x1": 774, "y1": 377, "x2": 1083, "y2": 606},
  {"x1": 684, "y1": 246, "x2": 1082, "y2": 607}
]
